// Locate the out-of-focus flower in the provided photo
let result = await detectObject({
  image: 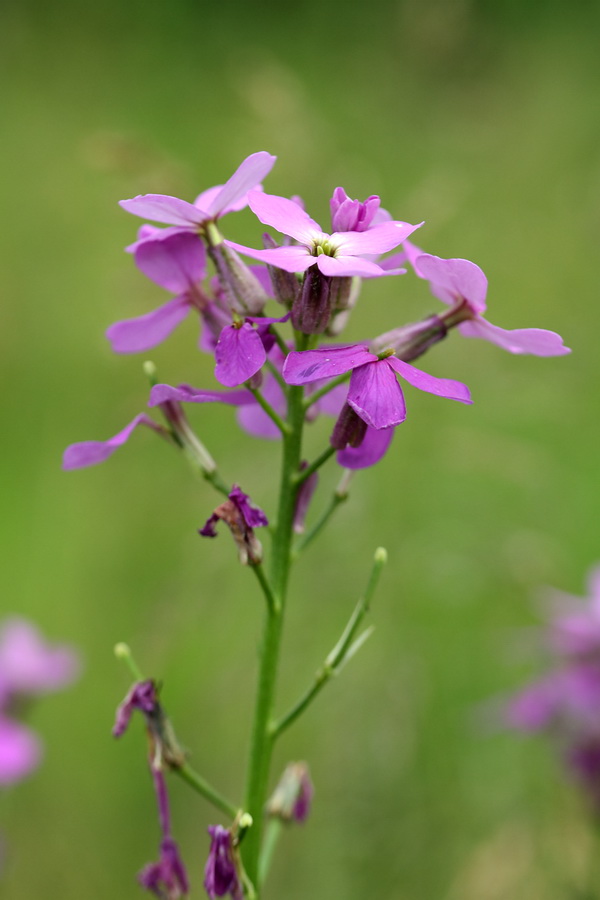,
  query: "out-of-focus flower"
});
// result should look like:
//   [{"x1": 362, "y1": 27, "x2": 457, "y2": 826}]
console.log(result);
[
  {"x1": 267, "y1": 762, "x2": 314, "y2": 823},
  {"x1": 0, "y1": 618, "x2": 79, "y2": 786},
  {"x1": 504, "y1": 565, "x2": 600, "y2": 812},
  {"x1": 203, "y1": 825, "x2": 243, "y2": 900}
]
